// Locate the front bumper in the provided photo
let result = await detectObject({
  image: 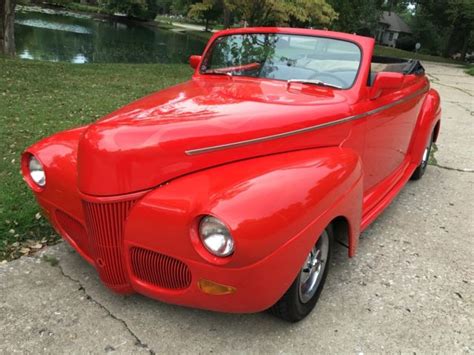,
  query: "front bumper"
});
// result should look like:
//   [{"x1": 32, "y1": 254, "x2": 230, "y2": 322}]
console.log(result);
[{"x1": 37, "y1": 193, "x2": 307, "y2": 313}]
